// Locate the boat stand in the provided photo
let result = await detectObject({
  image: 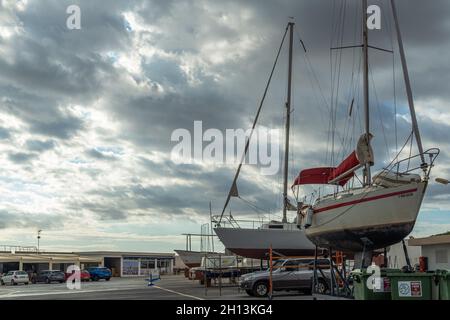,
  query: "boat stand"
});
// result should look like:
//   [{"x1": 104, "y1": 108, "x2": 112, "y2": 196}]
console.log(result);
[
  {"x1": 402, "y1": 239, "x2": 412, "y2": 270},
  {"x1": 312, "y1": 246, "x2": 352, "y2": 298},
  {"x1": 355, "y1": 237, "x2": 374, "y2": 269}
]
